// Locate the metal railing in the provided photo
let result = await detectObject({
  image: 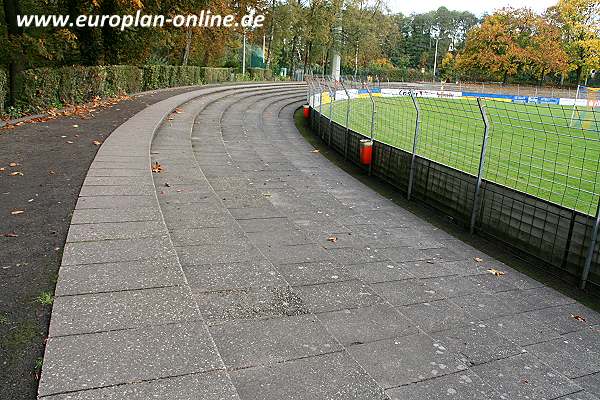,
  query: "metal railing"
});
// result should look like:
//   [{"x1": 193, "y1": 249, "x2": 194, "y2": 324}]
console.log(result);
[{"x1": 306, "y1": 75, "x2": 600, "y2": 292}]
